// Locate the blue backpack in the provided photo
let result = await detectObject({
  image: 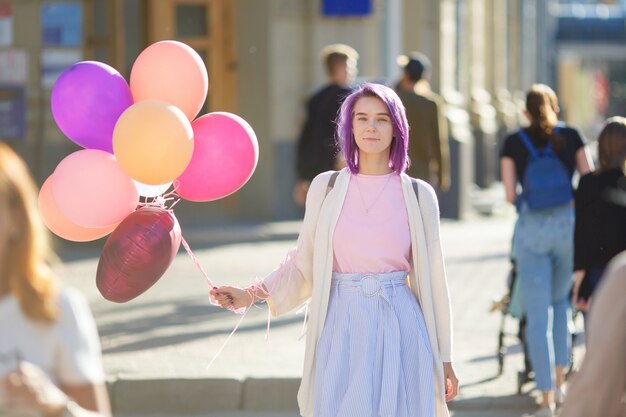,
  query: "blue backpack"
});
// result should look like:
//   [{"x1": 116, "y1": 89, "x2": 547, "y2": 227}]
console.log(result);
[{"x1": 518, "y1": 128, "x2": 572, "y2": 210}]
